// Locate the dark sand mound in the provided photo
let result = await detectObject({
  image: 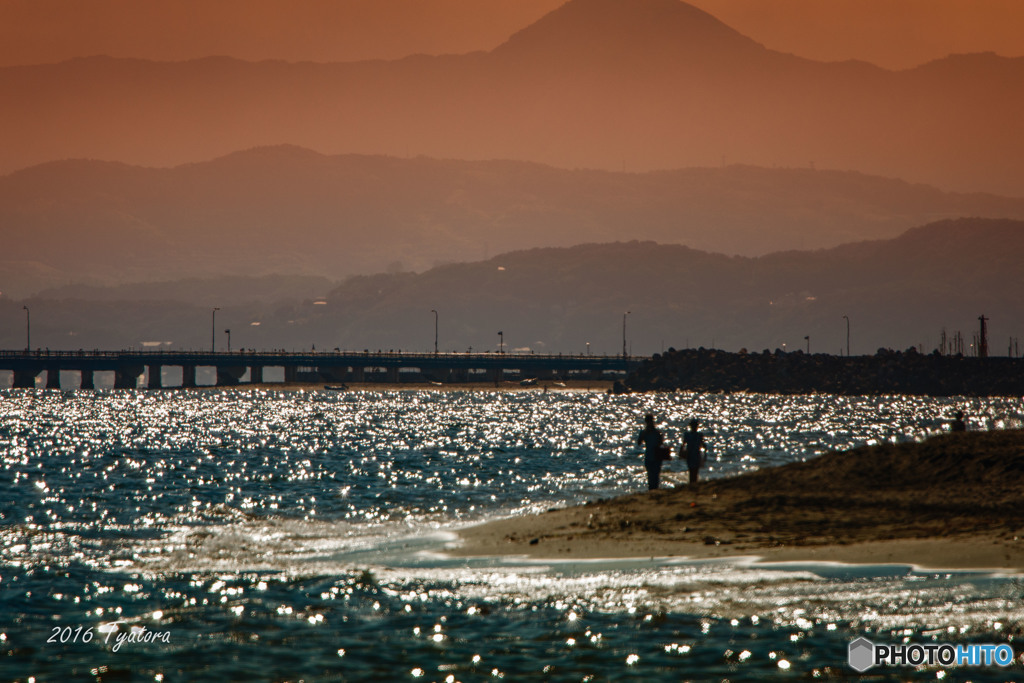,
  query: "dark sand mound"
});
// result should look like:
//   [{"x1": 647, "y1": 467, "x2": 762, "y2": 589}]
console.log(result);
[
  {"x1": 653, "y1": 430, "x2": 1024, "y2": 547},
  {"x1": 457, "y1": 431, "x2": 1024, "y2": 564}
]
